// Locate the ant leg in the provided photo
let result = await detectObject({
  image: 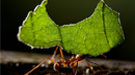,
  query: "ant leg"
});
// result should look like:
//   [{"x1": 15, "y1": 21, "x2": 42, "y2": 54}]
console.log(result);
[
  {"x1": 101, "y1": 54, "x2": 107, "y2": 58},
  {"x1": 85, "y1": 58, "x2": 105, "y2": 75},
  {"x1": 74, "y1": 61, "x2": 78, "y2": 75},
  {"x1": 24, "y1": 58, "x2": 59, "y2": 75},
  {"x1": 72, "y1": 60, "x2": 84, "y2": 75},
  {"x1": 48, "y1": 45, "x2": 66, "y2": 67},
  {"x1": 72, "y1": 59, "x2": 84, "y2": 67},
  {"x1": 71, "y1": 60, "x2": 84, "y2": 74},
  {"x1": 58, "y1": 45, "x2": 66, "y2": 66},
  {"x1": 47, "y1": 45, "x2": 59, "y2": 64},
  {"x1": 71, "y1": 60, "x2": 78, "y2": 72},
  {"x1": 84, "y1": 59, "x2": 94, "y2": 71}
]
